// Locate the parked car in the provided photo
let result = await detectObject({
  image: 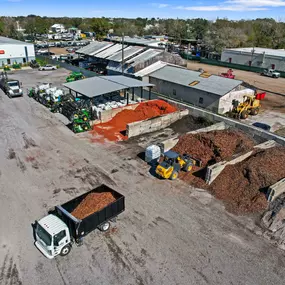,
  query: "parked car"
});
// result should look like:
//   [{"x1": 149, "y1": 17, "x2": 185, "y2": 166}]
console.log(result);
[{"x1": 39, "y1": 64, "x2": 57, "y2": 71}]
